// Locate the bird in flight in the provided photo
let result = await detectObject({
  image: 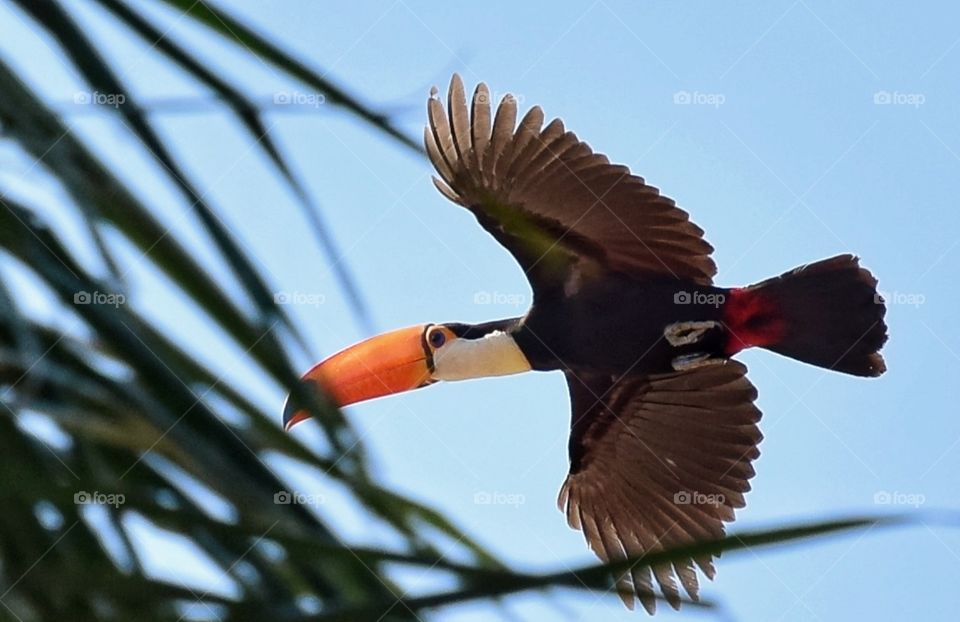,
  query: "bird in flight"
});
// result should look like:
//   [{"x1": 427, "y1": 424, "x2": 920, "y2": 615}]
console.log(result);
[{"x1": 284, "y1": 75, "x2": 888, "y2": 613}]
